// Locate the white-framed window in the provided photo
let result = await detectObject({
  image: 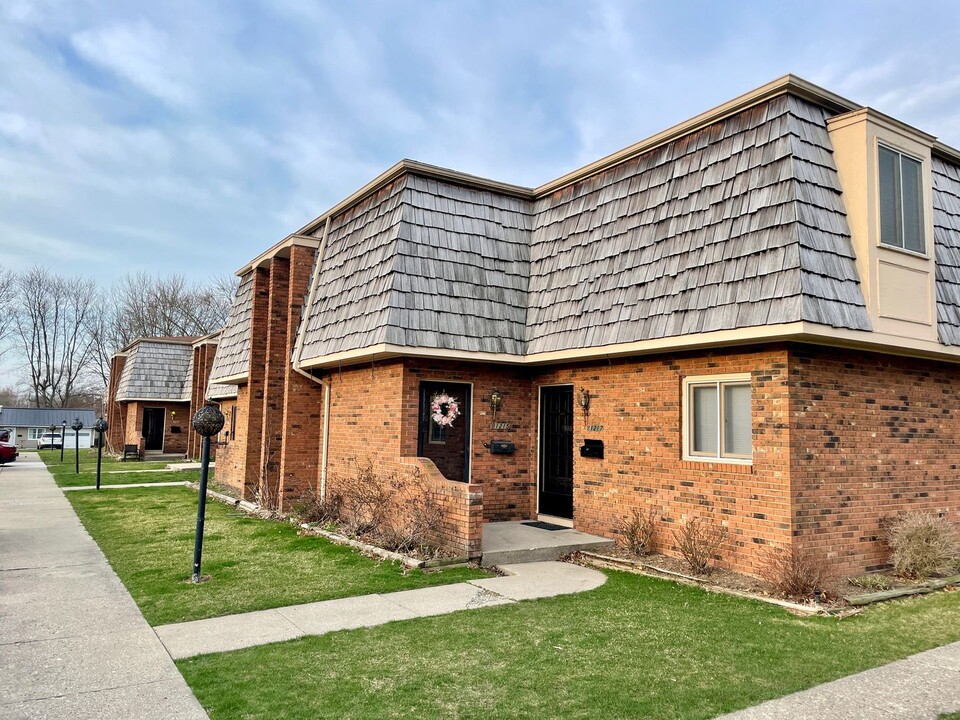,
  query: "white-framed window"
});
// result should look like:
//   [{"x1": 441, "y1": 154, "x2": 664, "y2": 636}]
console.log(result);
[
  {"x1": 683, "y1": 374, "x2": 752, "y2": 463},
  {"x1": 878, "y1": 143, "x2": 925, "y2": 254},
  {"x1": 28, "y1": 428, "x2": 47, "y2": 440}
]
